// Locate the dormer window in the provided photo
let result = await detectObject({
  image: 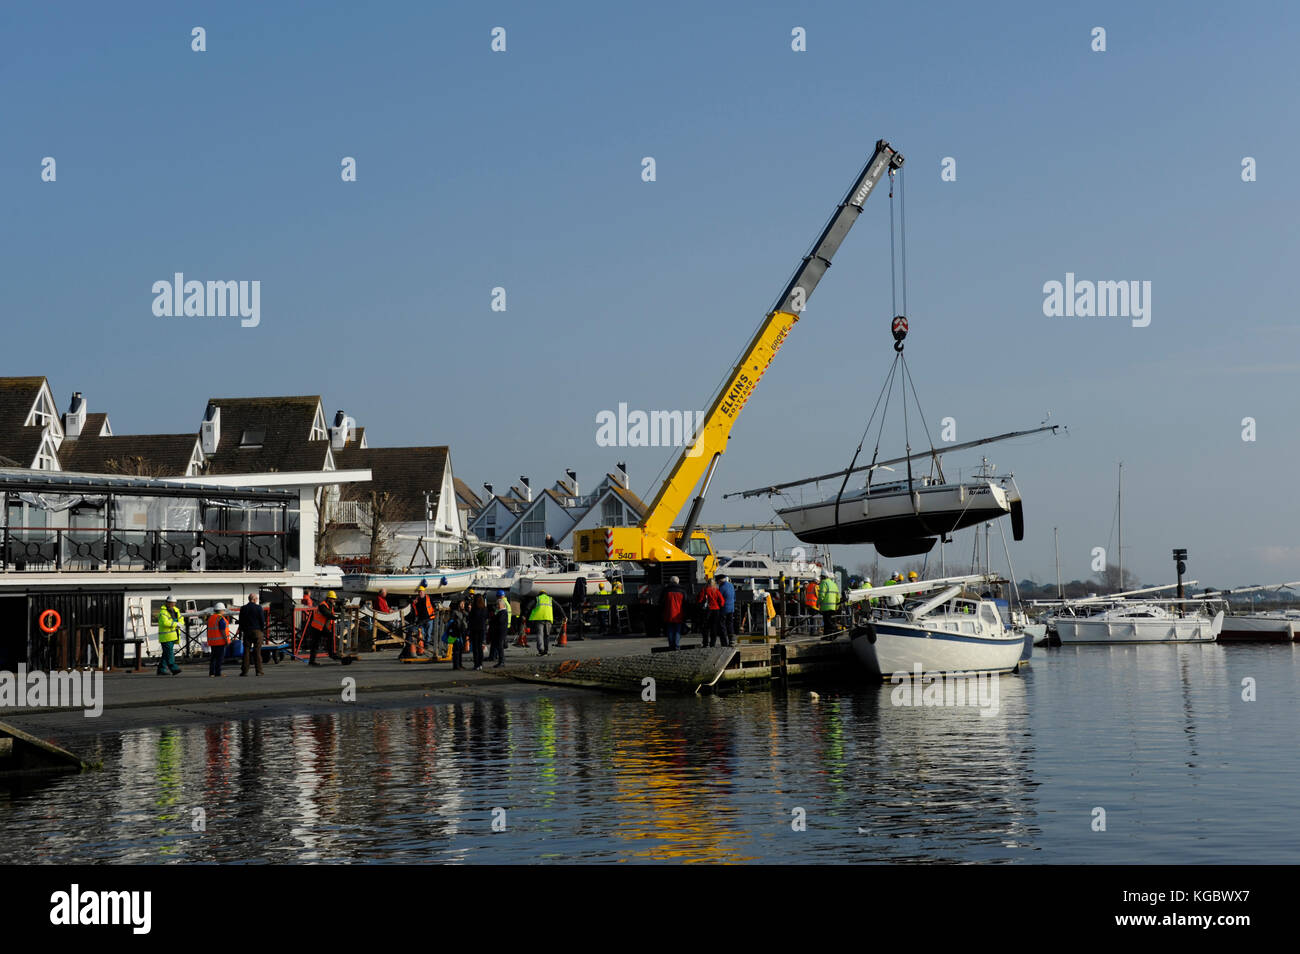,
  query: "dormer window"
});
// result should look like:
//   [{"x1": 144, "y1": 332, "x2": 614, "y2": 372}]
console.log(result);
[
  {"x1": 34, "y1": 432, "x2": 61, "y2": 471},
  {"x1": 26, "y1": 388, "x2": 57, "y2": 428},
  {"x1": 309, "y1": 405, "x2": 328, "y2": 441}
]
